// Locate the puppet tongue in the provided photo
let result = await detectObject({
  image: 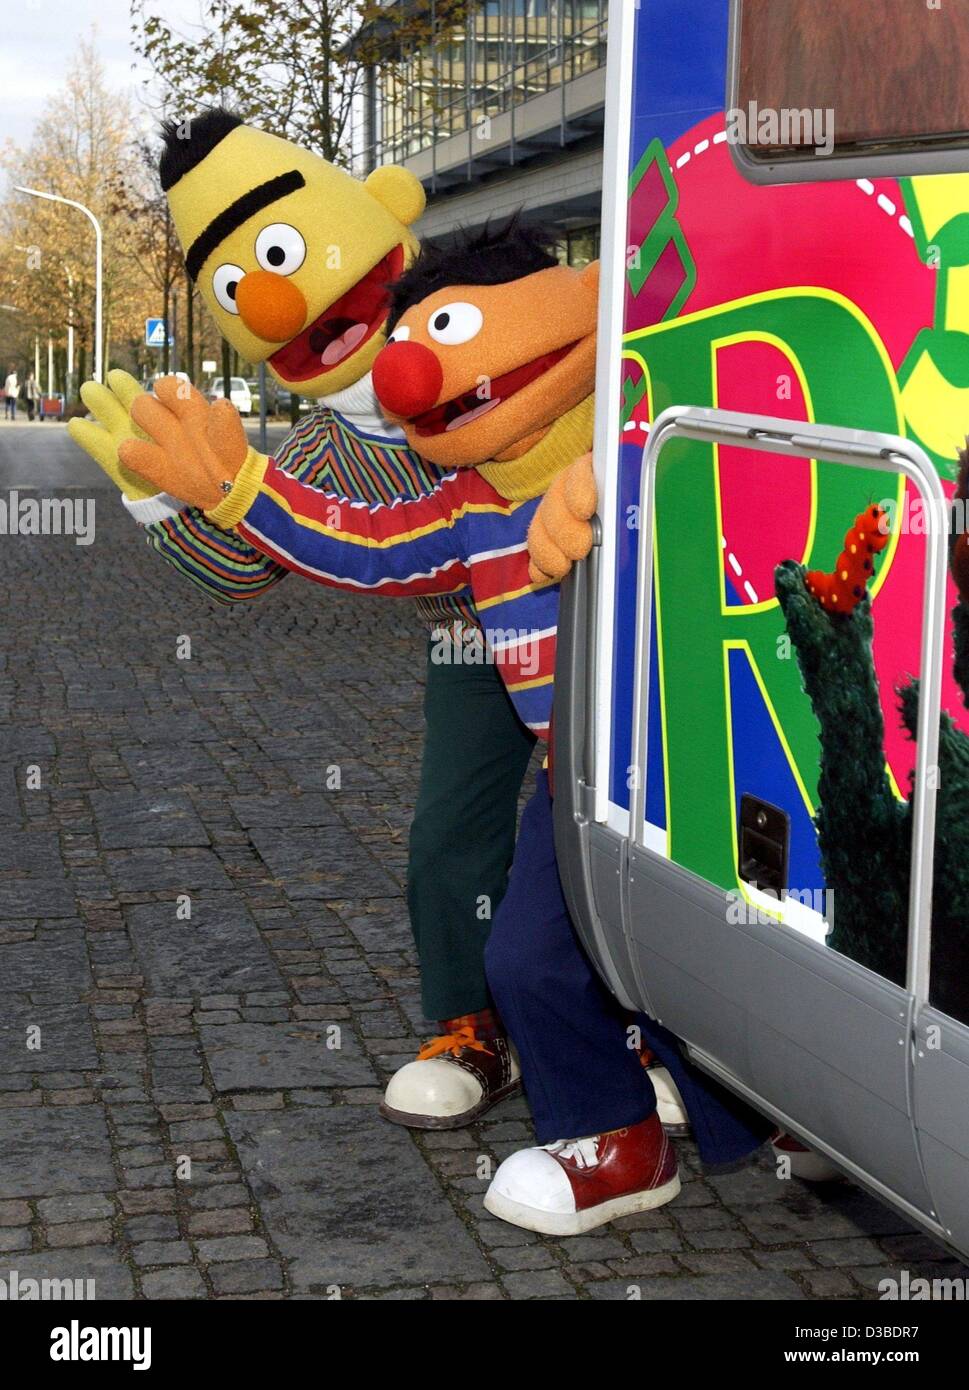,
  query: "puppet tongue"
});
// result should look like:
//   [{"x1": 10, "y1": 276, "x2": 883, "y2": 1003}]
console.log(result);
[
  {"x1": 445, "y1": 397, "x2": 502, "y2": 431},
  {"x1": 321, "y1": 322, "x2": 369, "y2": 367}
]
